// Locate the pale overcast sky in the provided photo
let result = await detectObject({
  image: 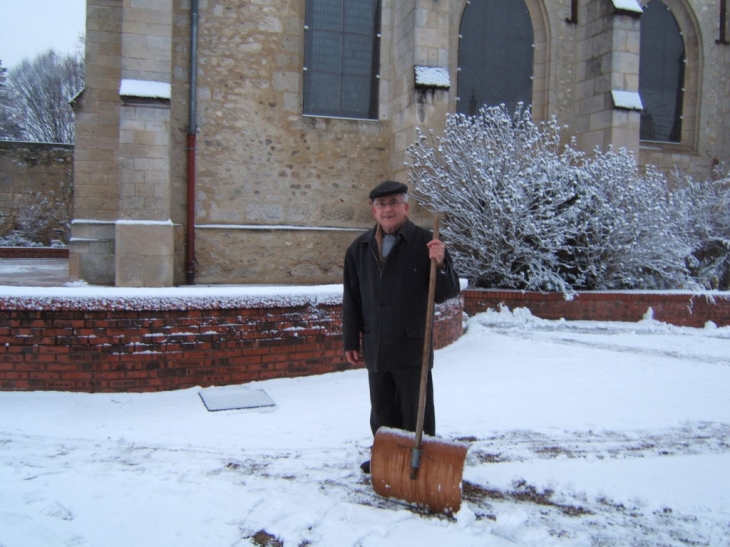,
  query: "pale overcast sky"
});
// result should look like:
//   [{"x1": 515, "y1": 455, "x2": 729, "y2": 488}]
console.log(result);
[{"x1": 0, "y1": 0, "x2": 86, "y2": 70}]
